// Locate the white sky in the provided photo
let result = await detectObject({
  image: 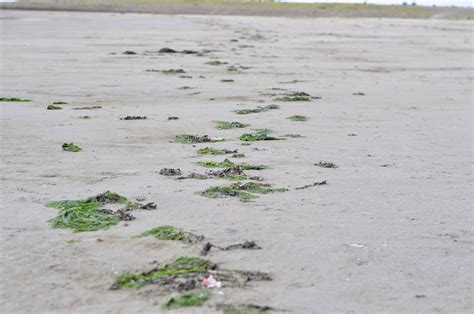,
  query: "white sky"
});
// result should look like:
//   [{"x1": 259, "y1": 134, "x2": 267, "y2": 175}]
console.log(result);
[{"x1": 281, "y1": 0, "x2": 473, "y2": 7}]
